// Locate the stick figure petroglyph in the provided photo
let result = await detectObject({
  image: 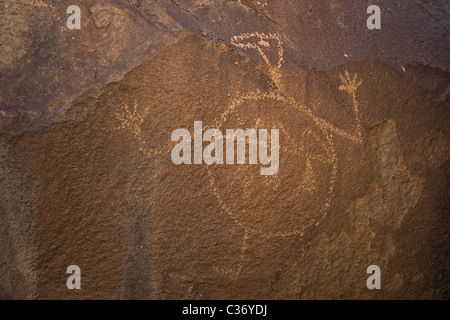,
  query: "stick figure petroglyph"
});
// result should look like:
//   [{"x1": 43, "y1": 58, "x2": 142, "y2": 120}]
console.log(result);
[
  {"x1": 114, "y1": 31, "x2": 365, "y2": 278},
  {"x1": 208, "y1": 32, "x2": 364, "y2": 276}
]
